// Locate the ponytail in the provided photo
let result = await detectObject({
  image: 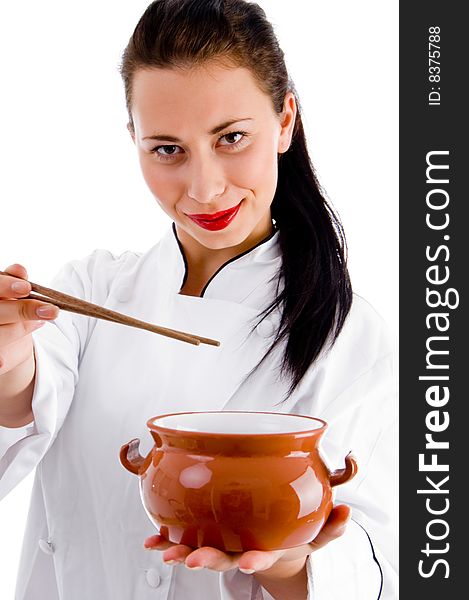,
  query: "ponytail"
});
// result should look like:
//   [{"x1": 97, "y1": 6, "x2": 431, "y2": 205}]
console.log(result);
[{"x1": 259, "y1": 113, "x2": 353, "y2": 394}]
